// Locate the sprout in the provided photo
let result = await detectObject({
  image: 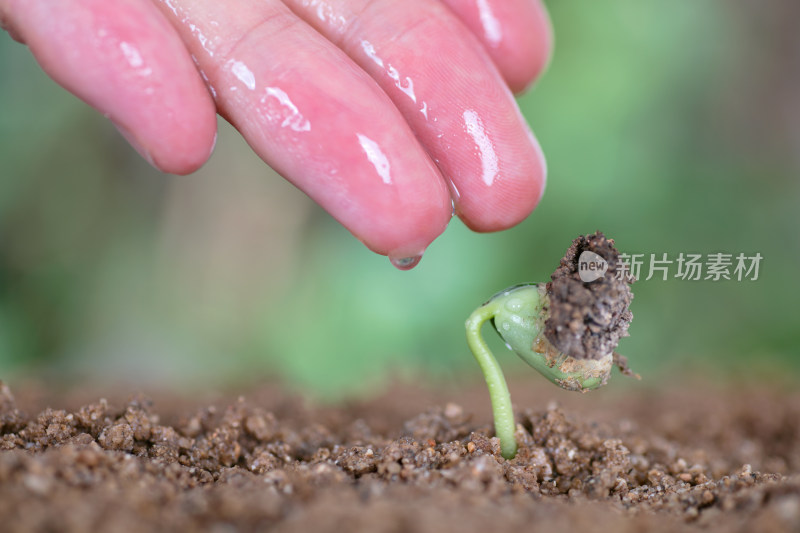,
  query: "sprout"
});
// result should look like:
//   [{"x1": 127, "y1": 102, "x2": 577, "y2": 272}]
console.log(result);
[{"x1": 465, "y1": 232, "x2": 637, "y2": 459}]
